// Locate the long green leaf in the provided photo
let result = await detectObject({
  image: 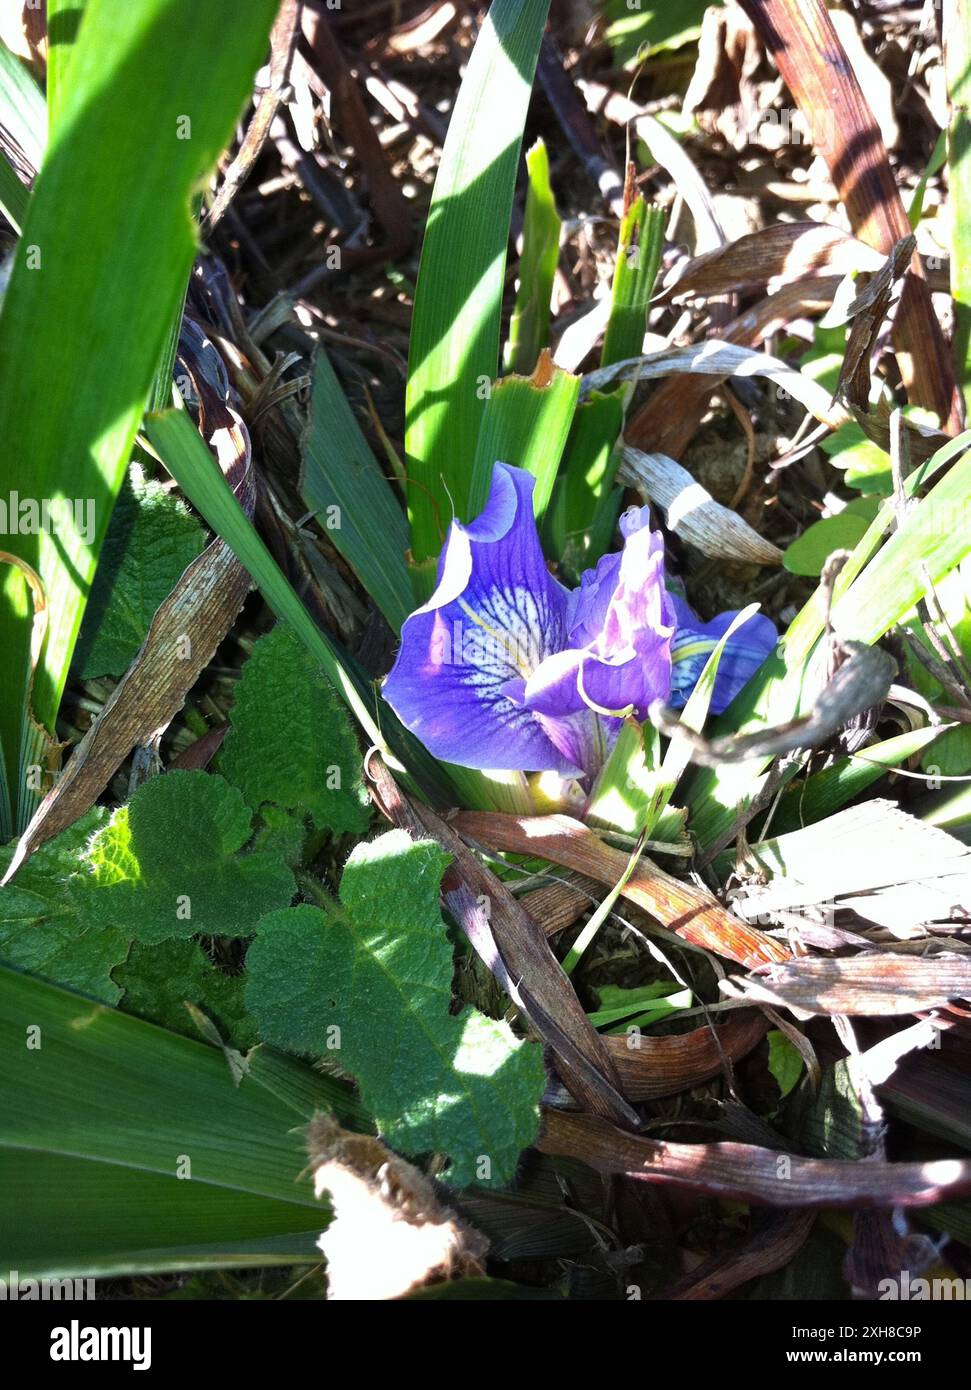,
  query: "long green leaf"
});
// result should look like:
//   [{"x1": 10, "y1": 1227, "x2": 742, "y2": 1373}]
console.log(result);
[
  {"x1": 765, "y1": 723, "x2": 947, "y2": 837},
  {"x1": 503, "y1": 137, "x2": 561, "y2": 376},
  {"x1": 600, "y1": 197, "x2": 665, "y2": 370},
  {"x1": 46, "y1": 0, "x2": 88, "y2": 132},
  {"x1": 405, "y1": 0, "x2": 551, "y2": 567},
  {"x1": 468, "y1": 360, "x2": 580, "y2": 520},
  {"x1": 301, "y1": 349, "x2": 412, "y2": 632},
  {"x1": 0, "y1": 0, "x2": 277, "y2": 837},
  {"x1": 0, "y1": 966, "x2": 364, "y2": 1277},
  {"x1": 547, "y1": 391, "x2": 625, "y2": 582}
]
